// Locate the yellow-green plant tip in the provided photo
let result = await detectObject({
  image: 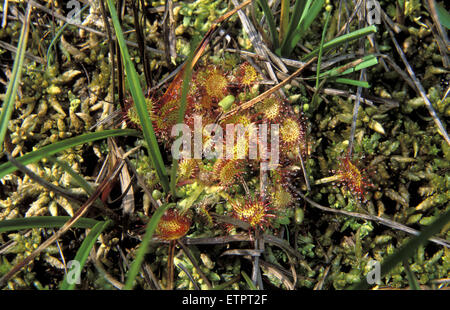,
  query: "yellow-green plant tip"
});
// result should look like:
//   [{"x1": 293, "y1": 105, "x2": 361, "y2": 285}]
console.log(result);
[{"x1": 218, "y1": 95, "x2": 235, "y2": 112}]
